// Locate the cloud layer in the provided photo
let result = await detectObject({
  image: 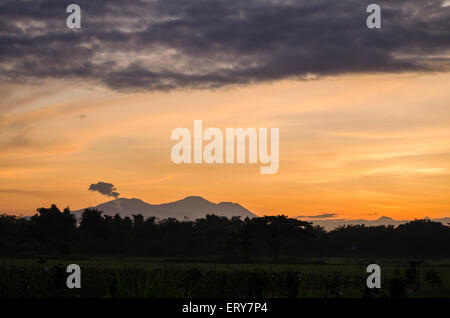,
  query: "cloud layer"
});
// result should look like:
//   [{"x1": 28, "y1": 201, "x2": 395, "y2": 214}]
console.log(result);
[
  {"x1": 0, "y1": 0, "x2": 449, "y2": 91},
  {"x1": 297, "y1": 213, "x2": 339, "y2": 219}
]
